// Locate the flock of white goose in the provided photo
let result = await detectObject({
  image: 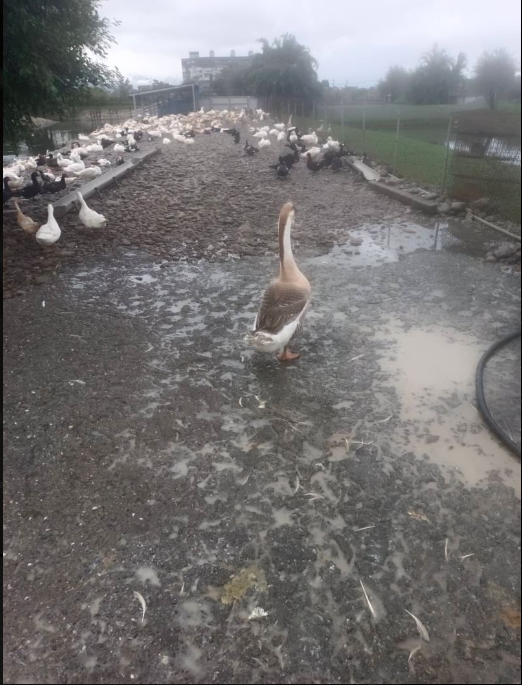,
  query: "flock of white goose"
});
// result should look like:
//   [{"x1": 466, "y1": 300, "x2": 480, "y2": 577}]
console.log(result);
[{"x1": 3, "y1": 106, "x2": 346, "y2": 247}]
